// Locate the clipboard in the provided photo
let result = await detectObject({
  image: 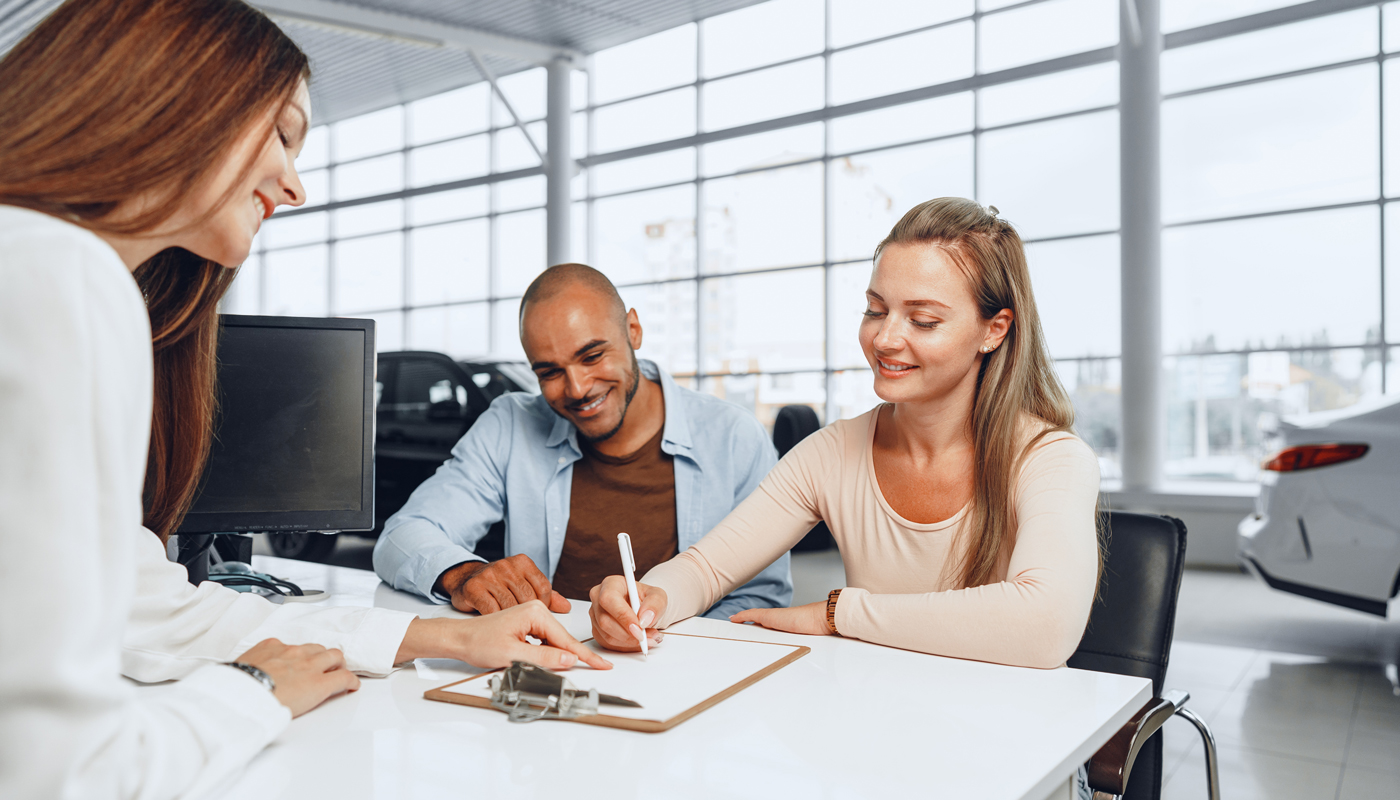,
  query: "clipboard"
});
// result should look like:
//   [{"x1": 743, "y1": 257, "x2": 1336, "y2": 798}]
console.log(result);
[{"x1": 423, "y1": 632, "x2": 810, "y2": 733}]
